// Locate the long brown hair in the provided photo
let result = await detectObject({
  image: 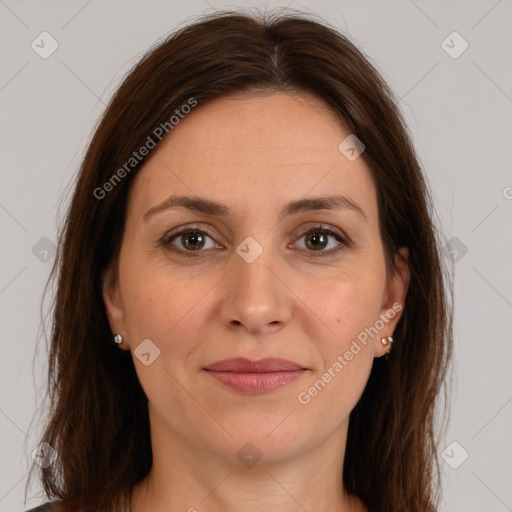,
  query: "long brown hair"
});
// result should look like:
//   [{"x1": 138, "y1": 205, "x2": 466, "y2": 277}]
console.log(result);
[{"x1": 26, "y1": 8, "x2": 453, "y2": 512}]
